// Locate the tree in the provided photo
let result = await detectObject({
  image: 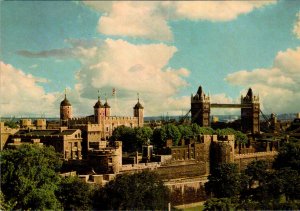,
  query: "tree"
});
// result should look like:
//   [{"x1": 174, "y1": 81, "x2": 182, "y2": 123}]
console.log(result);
[
  {"x1": 0, "y1": 144, "x2": 62, "y2": 210},
  {"x1": 190, "y1": 123, "x2": 214, "y2": 136},
  {"x1": 204, "y1": 198, "x2": 234, "y2": 211},
  {"x1": 93, "y1": 171, "x2": 170, "y2": 210},
  {"x1": 57, "y1": 176, "x2": 93, "y2": 210},
  {"x1": 273, "y1": 141, "x2": 300, "y2": 172},
  {"x1": 134, "y1": 126, "x2": 153, "y2": 148},
  {"x1": 152, "y1": 127, "x2": 167, "y2": 148},
  {"x1": 235, "y1": 130, "x2": 248, "y2": 144},
  {"x1": 178, "y1": 125, "x2": 193, "y2": 139},
  {"x1": 243, "y1": 160, "x2": 271, "y2": 203},
  {"x1": 215, "y1": 128, "x2": 247, "y2": 144},
  {"x1": 0, "y1": 191, "x2": 16, "y2": 211},
  {"x1": 205, "y1": 163, "x2": 242, "y2": 198},
  {"x1": 152, "y1": 124, "x2": 181, "y2": 147},
  {"x1": 4, "y1": 120, "x2": 18, "y2": 128},
  {"x1": 111, "y1": 126, "x2": 136, "y2": 152},
  {"x1": 164, "y1": 124, "x2": 181, "y2": 146},
  {"x1": 245, "y1": 160, "x2": 269, "y2": 186}
]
